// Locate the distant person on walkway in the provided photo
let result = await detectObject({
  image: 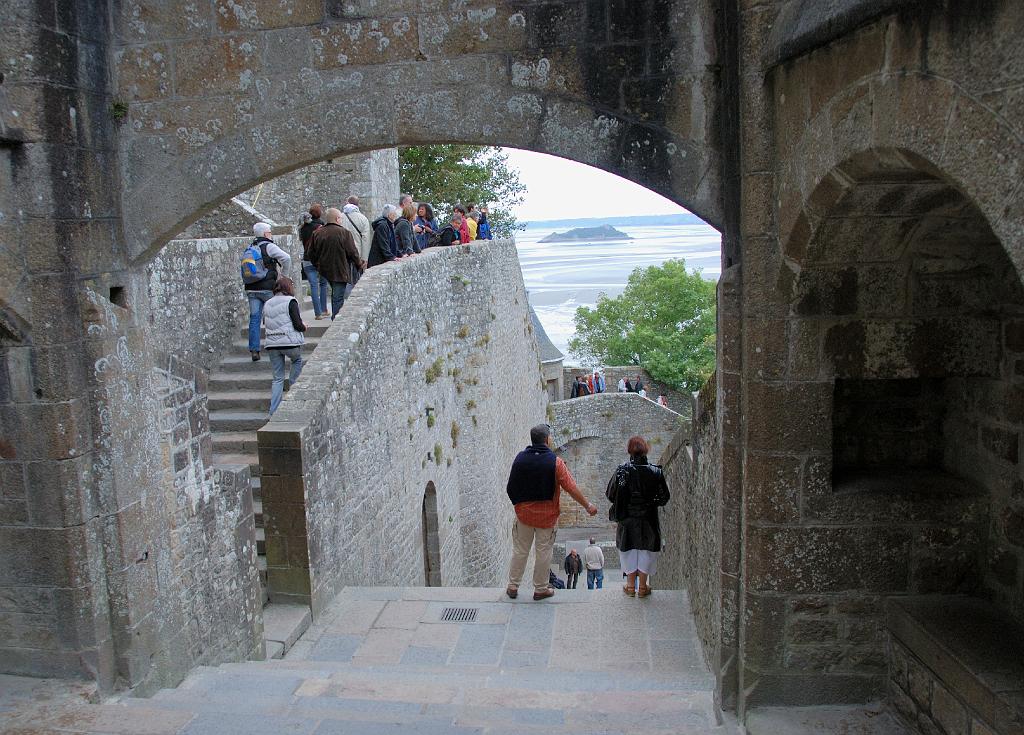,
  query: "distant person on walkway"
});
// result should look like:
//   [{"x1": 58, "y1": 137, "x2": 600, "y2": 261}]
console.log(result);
[
  {"x1": 634, "y1": 375, "x2": 645, "y2": 394},
  {"x1": 307, "y1": 208, "x2": 364, "y2": 319},
  {"x1": 657, "y1": 395, "x2": 668, "y2": 408},
  {"x1": 438, "y1": 211, "x2": 462, "y2": 247},
  {"x1": 368, "y1": 205, "x2": 400, "y2": 267},
  {"x1": 399, "y1": 193, "x2": 413, "y2": 210},
  {"x1": 263, "y1": 276, "x2": 306, "y2": 416},
  {"x1": 564, "y1": 548, "x2": 582, "y2": 589},
  {"x1": 414, "y1": 203, "x2": 439, "y2": 250},
  {"x1": 583, "y1": 538, "x2": 605, "y2": 589},
  {"x1": 570, "y1": 375, "x2": 581, "y2": 398},
  {"x1": 617, "y1": 377, "x2": 627, "y2": 392},
  {"x1": 466, "y1": 210, "x2": 479, "y2": 241},
  {"x1": 299, "y1": 204, "x2": 327, "y2": 319},
  {"x1": 638, "y1": 388, "x2": 648, "y2": 399},
  {"x1": 577, "y1": 376, "x2": 591, "y2": 397},
  {"x1": 506, "y1": 424, "x2": 598, "y2": 601},
  {"x1": 454, "y1": 205, "x2": 471, "y2": 243},
  {"x1": 593, "y1": 371, "x2": 606, "y2": 394},
  {"x1": 394, "y1": 203, "x2": 420, "y2": 256},
  {"x1": 477, "y1": 205, "x2": 493, "y2": 240},
  {"x1": 242, "y1": 222, "x2": 291, "y2": 362},
  {"x1": 341, "y1": 196, "x2": 372, "y2": 289},
  {"x1": 586, "y1": 373, "x2": 594, "y2": 394},
  {"x1": 607, "y1": 436, "x2": 670, "y2": 597},
  {"x1": 624, "y1": 378, "x2": 633, "y2": 392}
]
